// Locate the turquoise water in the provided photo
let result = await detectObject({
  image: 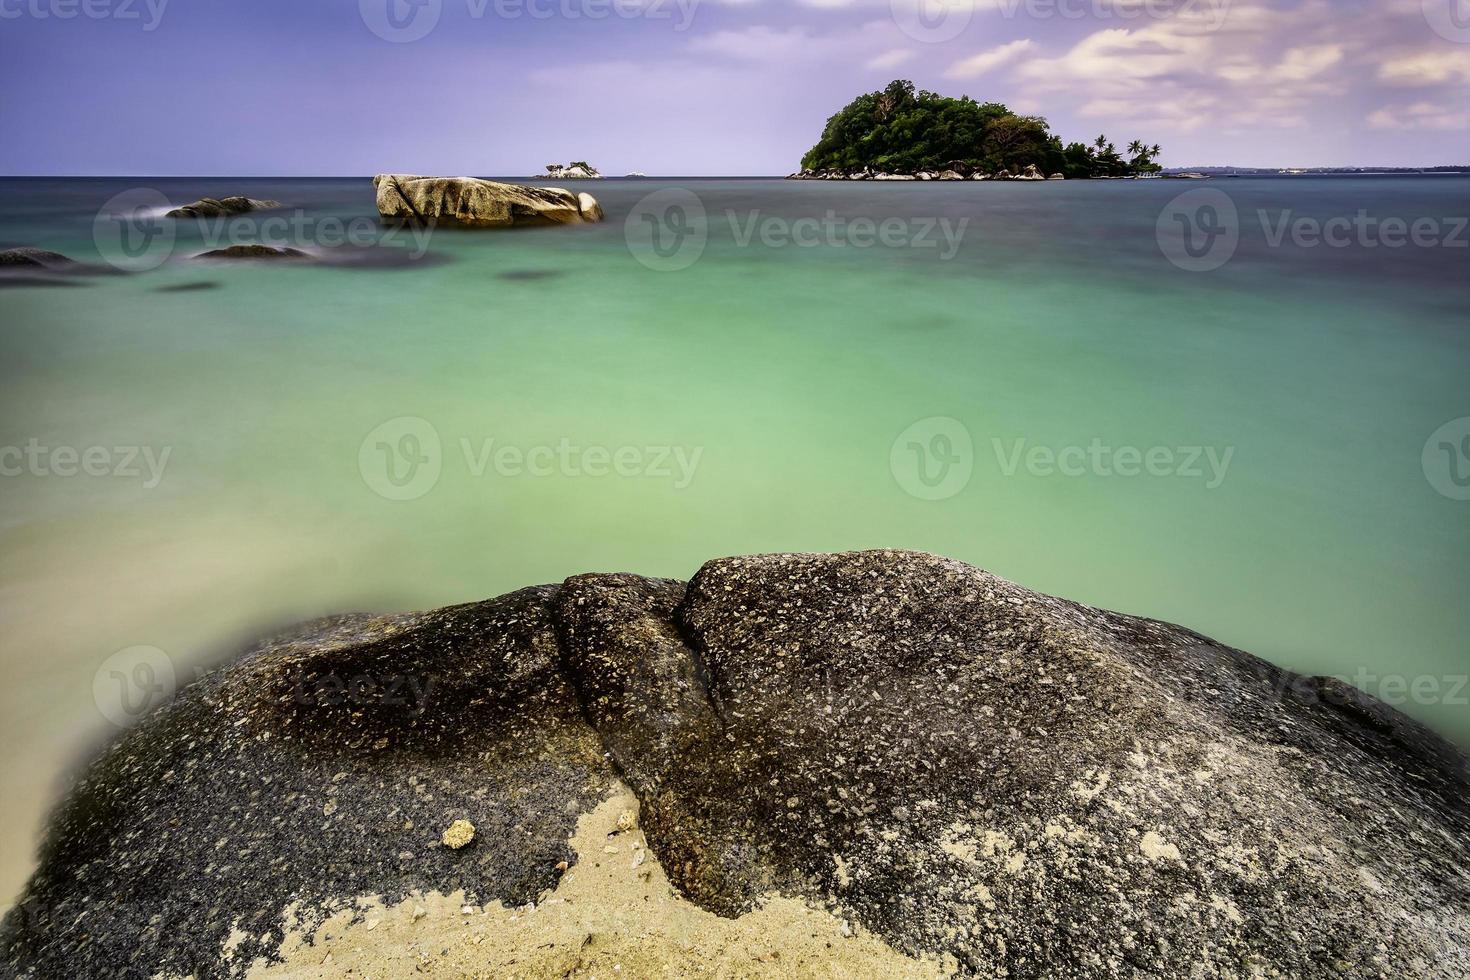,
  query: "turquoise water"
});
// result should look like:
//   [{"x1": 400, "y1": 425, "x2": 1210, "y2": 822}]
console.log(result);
[{"x1": 1, "y1": 176, "x2": 1468, "y2": 900}]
